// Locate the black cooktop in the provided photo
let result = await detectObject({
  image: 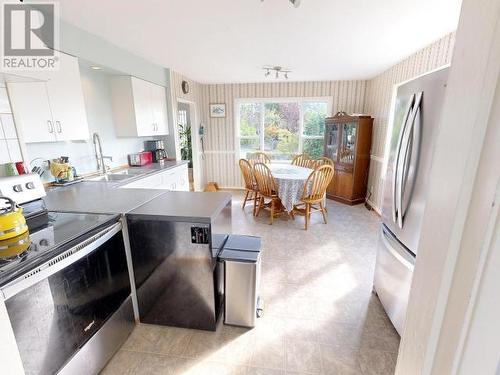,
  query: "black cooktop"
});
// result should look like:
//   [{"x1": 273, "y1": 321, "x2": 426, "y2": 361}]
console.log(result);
[{"x1": 0, "y1": 210, "x2": 119, "y2": 288}]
